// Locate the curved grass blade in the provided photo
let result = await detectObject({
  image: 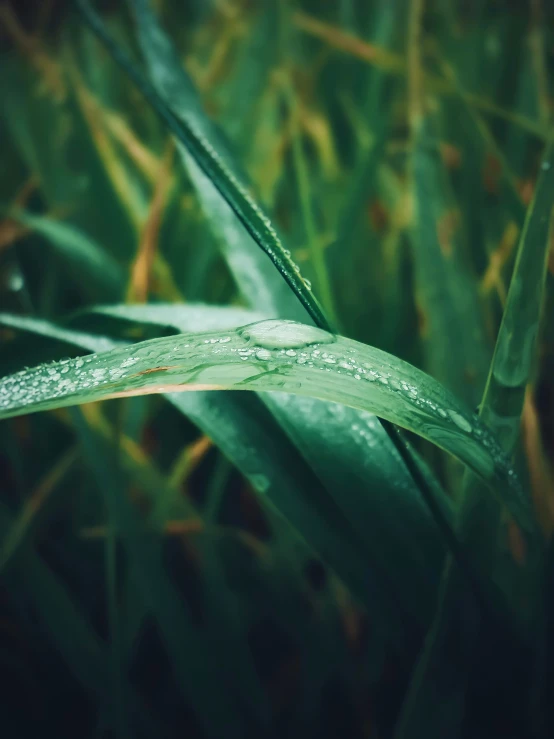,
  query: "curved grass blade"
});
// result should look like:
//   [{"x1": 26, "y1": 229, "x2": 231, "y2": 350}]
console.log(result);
[
  {"x1": 0, "y1": 319, "x2": 533, "y2": 533},
  {"x1": 75, "y1": 0, "x2": 330, "y2": 331},
  {"x1": 479, "y1": 150, "x2": 554, "y2": 453}
]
